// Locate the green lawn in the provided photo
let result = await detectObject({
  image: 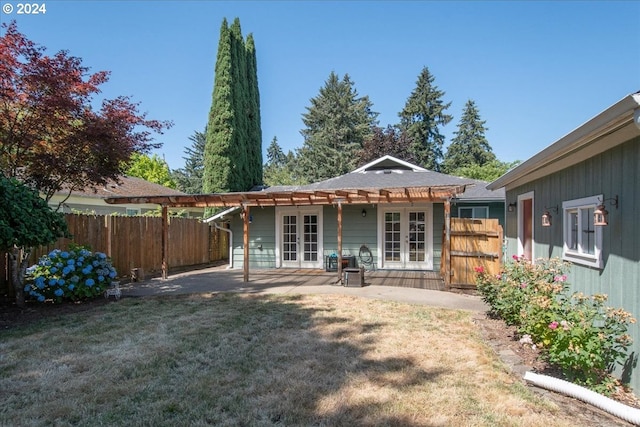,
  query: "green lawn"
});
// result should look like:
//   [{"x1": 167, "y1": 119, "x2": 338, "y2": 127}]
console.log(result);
[{"x1": 1, "y1": 293, "x2": 577, "y2": 426}]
